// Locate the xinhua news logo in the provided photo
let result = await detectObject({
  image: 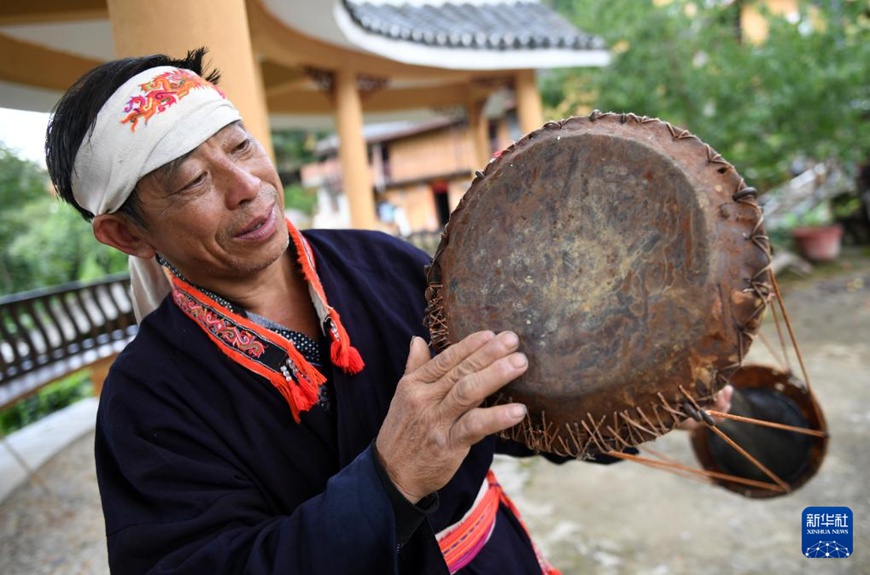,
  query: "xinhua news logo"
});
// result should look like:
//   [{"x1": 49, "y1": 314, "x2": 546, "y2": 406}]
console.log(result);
[{"x1": 803, "y1": 506, "x2": 853, "y2": 559}]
